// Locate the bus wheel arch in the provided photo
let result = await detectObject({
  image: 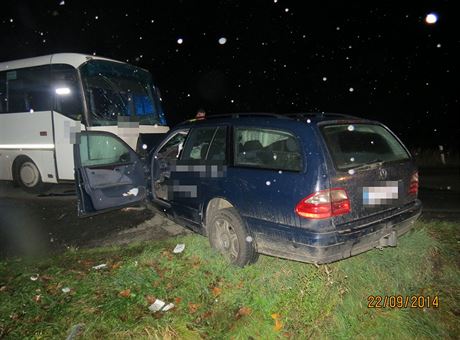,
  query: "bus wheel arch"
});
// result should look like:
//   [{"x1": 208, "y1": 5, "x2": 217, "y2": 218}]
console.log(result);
[{"x1": 12, "y1": 156, "x2": 51, "y2": 194}]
